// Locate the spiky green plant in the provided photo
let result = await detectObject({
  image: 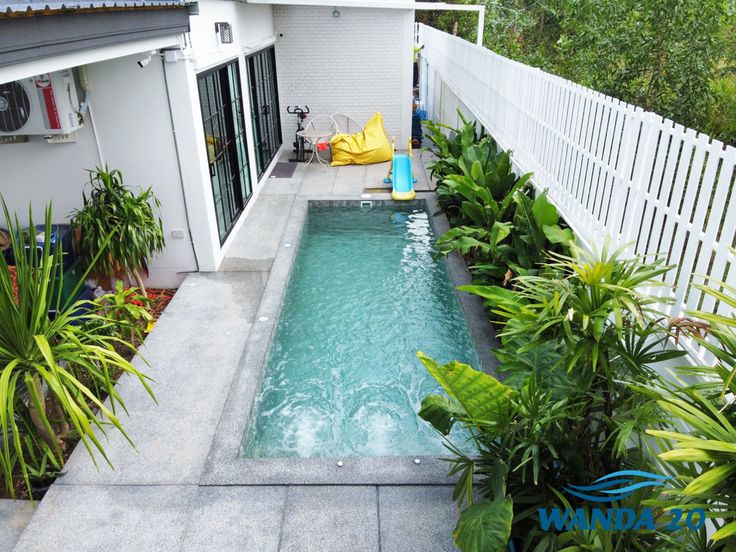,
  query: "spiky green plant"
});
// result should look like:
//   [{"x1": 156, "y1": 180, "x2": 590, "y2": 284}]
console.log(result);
[{"x1": 0, "y1": 200, "x2": 154, "y2": 498}]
